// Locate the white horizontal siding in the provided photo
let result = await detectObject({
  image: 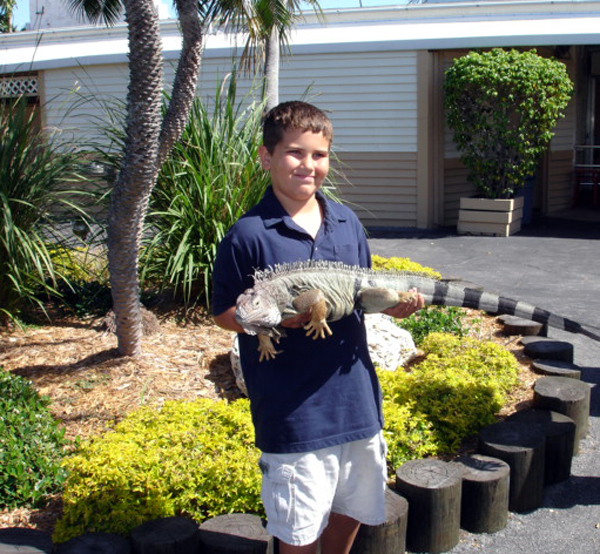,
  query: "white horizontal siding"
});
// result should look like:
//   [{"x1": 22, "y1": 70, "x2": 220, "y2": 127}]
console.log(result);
[
  {"x1": 335, "y1": 152, "x2": 418, "y2": 227},
  {"x1": 40, "y1": 48, "x2": 418, "y2": 156},
  {"x1": 42, "y1": 64, "x2": 129, "y2": 147}
]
